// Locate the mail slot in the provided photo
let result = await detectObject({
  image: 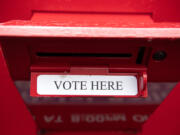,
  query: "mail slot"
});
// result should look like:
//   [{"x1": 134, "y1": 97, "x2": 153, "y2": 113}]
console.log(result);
[{"x1": 27, "y1": 38, "x2": 148, "y2": 97}]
